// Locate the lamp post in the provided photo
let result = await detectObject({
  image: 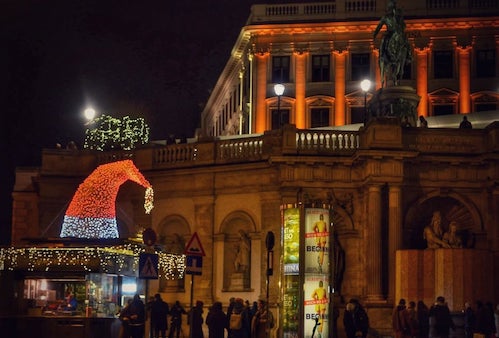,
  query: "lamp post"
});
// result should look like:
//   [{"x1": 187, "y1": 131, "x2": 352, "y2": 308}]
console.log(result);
[
  {"x1": 265, "y1": 231, "x2": 275, "y2": 338},
  {"x1": 274, "y1": 84, "x2": 285, "y2": 126},
  {"x1": 360, "y1": 79, "x2": 371, "y2": 126}
]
